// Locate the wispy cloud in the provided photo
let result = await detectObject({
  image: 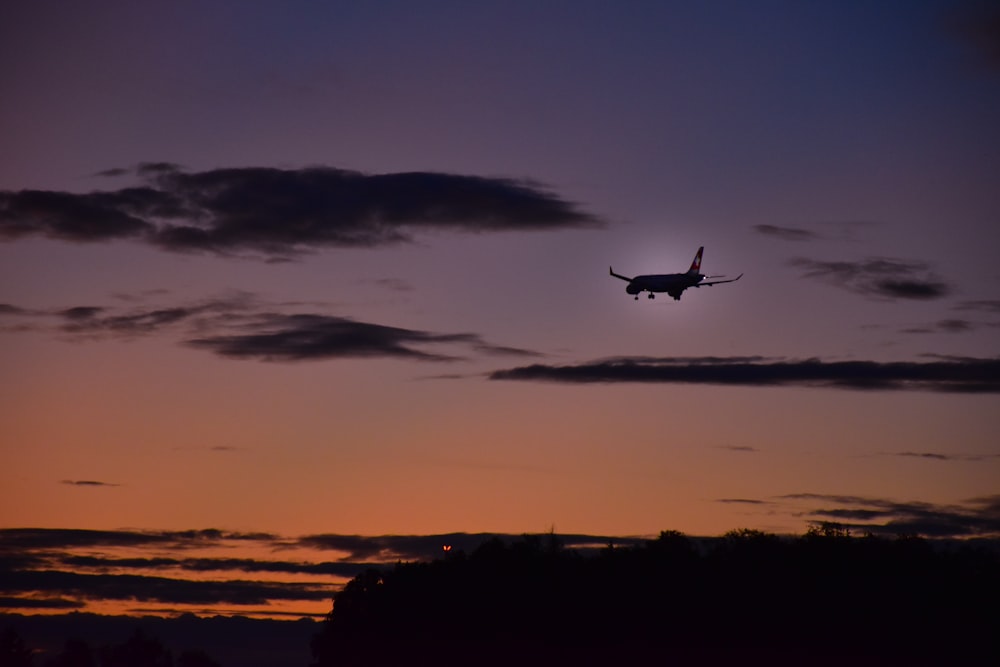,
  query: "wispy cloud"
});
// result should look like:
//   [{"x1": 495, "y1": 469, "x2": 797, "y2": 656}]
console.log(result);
[
  {"x1": 789, "y1": 257, "x2": 950, "y2": 300},
  {"x1": 365, "y1": 278, "x2": 414, "y2": 293},
  {"x1": 900, "y1": 318, "x2": 978, "y2": 334},
  {"x1": 928, "y1": 318, "x2": 974, "y2": 333},
  {"x1": 171, "y1": 445, "x2": 246, "y2": 453},
  {"x1": 0, "y1": 304, "x2": 42, "y2": 333},
  {"x1": 0, "y1": 292, "x2": 540, "y2": 363},
  {"x1": 186, "y1": 313, "x2": 539, "y2": 362},
  {"x1": 954, "y1": 300, "x2": 1000, "y2": 314},
  {"x1": 59, "y1": 480, "x2": 120, "y2": 488},
  {"x1": 752, "y1": 221, "x2": 876, "y2": 243},
  {"x1": 709, "y1": 494, "x2": 1000, "y2": 538},
  {"x1": 782, "y1": 493, "x2": 1000, "y2": 538},
  {"x1": 296, "y1": 532, "x2": 640, "y2": 562},
  {"x1": 717, "y1": 445, "x2": 759, "y2": 453},
  {"x1": 0, "y1": 163, "x2": 601, "y2": 259},
  {"x1": 883, "y1": 451, "x2": 1000, "y2": 463},
  {"x1": 58, "y1": 555, "x2": 368, "y2": 578},
  {"x1": 489, "y1": 355, "x2": 1000, "y2": 393},
  {"x1": 752, "y1": 224, "x2": 820, "y2": 242},
  {"x1": 4, "y1": 570, "x2": 332, "y2": 606},
  {"x1": 0, "y1": 596, "x2": 85, "y2": 610},
  {"x1": 0, "y1": 528, "x2": 278, "y2": 552},
  {"x1": 40, "y1": 293, "x2": 258, "y2": 339}
]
